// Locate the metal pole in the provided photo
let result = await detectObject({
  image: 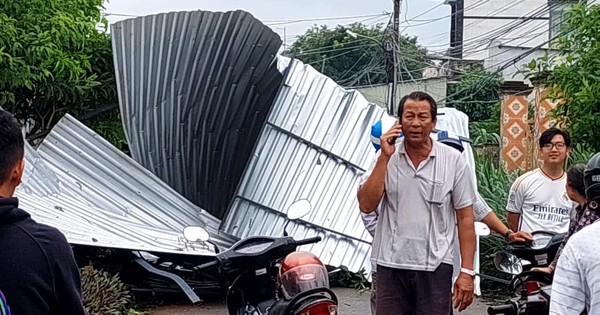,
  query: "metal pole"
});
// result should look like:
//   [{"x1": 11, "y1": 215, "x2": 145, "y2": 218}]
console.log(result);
[
  {"x1": 283, "y1": 27, "x2": 287, "y2": 51},
  {"x1": 387, "y1": 0, "x2": 401, "y2": 116}
]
